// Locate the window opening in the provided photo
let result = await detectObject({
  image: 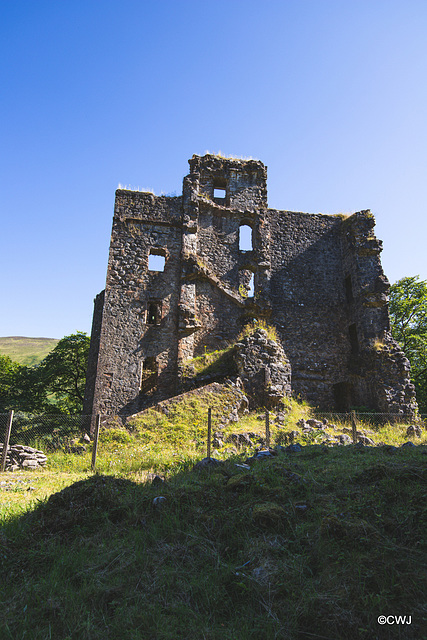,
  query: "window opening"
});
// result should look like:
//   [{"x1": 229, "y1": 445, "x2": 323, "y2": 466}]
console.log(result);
[
  {"x1": 147, "y1": 301, "x2": 162, "y2": 325},
  {"x1": 248, "y1": 273, "x2": 254, "y2": 297},
  {"x1": 148, "y1": 250, "x2": 165, "y2": 272},
  {"x1": 214, "y1": 187, "x2": 226, "y2": 199},
  {"x1": 239, "y1": 224, "x2": 253, "y2": 251},
  {"x1": 239, "y1": 268, "x2": 255, "y2": 298},
  {"x1": 345, "y1": 276, "x2": 354, "y2": 304},
  {"x1": 349, "y1": 324, "x2": 359, "y2": 355}
]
